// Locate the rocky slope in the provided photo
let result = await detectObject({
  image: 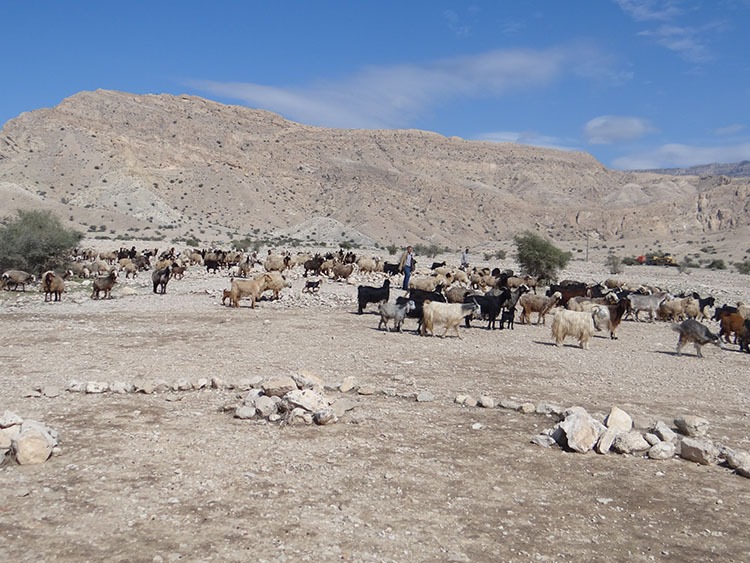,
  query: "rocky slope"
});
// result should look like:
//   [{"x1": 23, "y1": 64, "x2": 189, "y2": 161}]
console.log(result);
[{"x1": 1, "y1": 89, "x2": 749, "y2": 251}]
